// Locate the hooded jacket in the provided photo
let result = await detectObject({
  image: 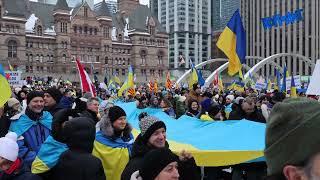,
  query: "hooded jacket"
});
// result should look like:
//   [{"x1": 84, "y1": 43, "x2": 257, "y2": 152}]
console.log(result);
[
  {"x1": 121, "y1": 134, "x2": 201, "y2": 180},
  {"x1": 92, "y1": 113, "x2": 134, "y2": 180},
  {"x1": 48, "y1": 117, "x2": 105, "y2": 180}
]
